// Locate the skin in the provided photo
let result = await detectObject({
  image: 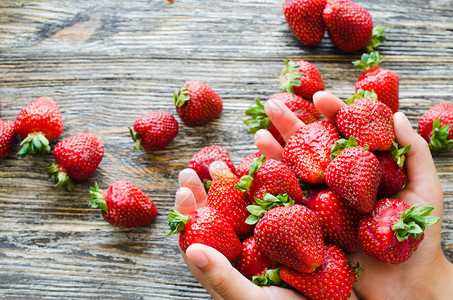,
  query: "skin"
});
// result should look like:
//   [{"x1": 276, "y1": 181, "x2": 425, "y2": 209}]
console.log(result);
[{"x1": 174, "y1": 91, "x2": 453, "y2": 300}]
